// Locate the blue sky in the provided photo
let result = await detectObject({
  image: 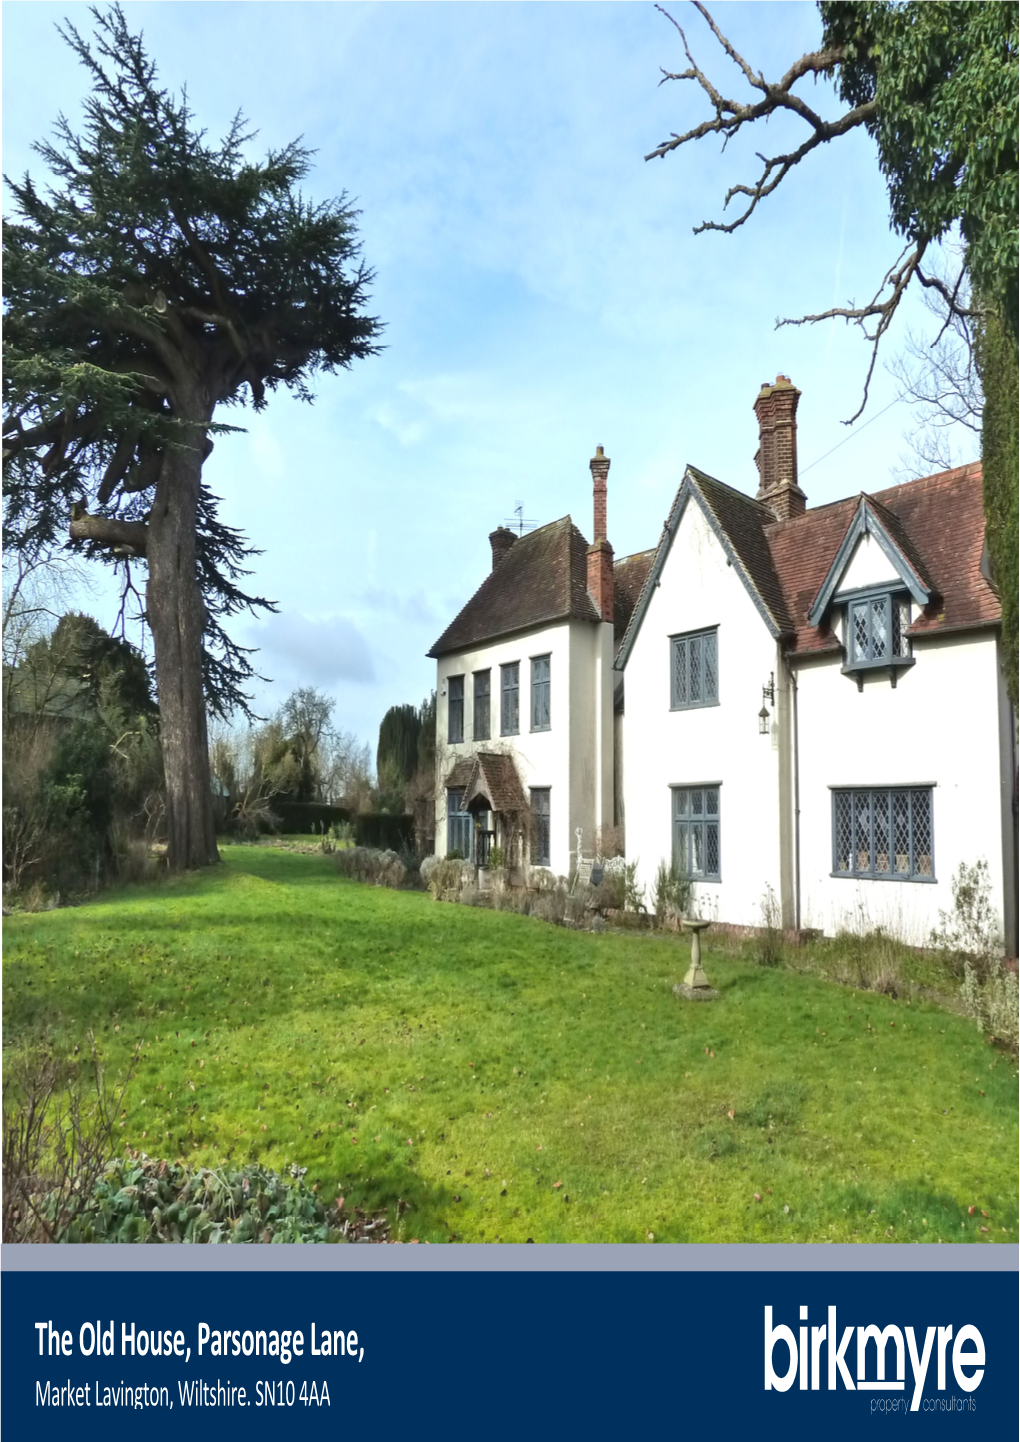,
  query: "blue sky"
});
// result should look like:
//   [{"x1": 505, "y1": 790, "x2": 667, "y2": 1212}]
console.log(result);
[{"x1": 2, "y1": 1, "x2": 978, "y2": 755}]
